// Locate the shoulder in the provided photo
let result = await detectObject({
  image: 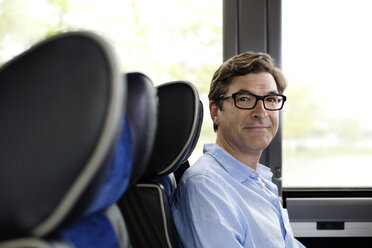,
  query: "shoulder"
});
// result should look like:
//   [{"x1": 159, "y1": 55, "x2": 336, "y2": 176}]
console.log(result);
[
  {"x1": 171, "y1": 156, "x2": 248, "y2": 247},
  {"x1": 179, "y1": 153, "x2": 227, "y2": 188},
  {"x1": 172, "y1": 155, "x2": 236, "y2": 211}
]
